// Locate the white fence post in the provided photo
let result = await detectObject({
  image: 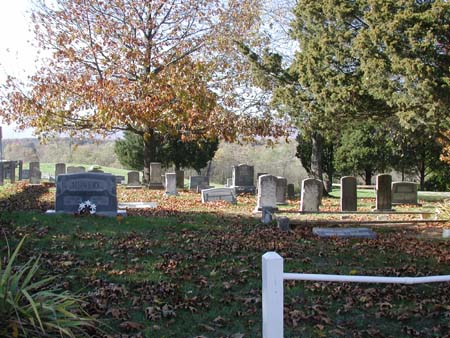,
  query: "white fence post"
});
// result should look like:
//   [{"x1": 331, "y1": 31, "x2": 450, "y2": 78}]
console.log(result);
[{"x1": 262, "y1": 252, "x2": 284, "y2": 338}]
